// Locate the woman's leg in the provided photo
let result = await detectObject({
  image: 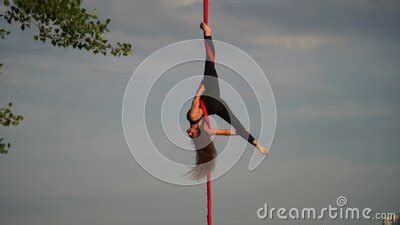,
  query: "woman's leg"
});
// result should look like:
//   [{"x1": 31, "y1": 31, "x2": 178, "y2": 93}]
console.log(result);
[
  {"x1": 217, "y1": 102, "x2": 257, "y2": 146},
  {"x1": 202, "y1": 35, "x2": 220, "y2": 99}
]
